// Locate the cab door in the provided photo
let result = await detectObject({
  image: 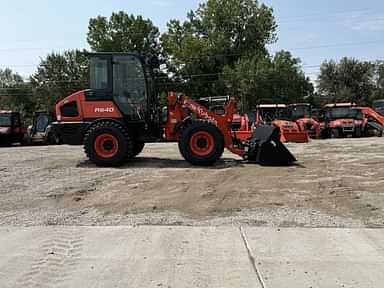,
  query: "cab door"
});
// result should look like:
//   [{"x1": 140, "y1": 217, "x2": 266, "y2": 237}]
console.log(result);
[{"x1": 112, "y1": 55, "x2": 148, "y2": 122}]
